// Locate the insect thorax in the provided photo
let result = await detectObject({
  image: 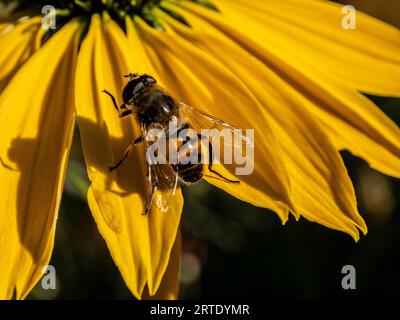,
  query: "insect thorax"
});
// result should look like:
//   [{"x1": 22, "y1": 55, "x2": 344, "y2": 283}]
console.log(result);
[{"x1": 135, "y1": 88, "x2": 180, "y2": 127}]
